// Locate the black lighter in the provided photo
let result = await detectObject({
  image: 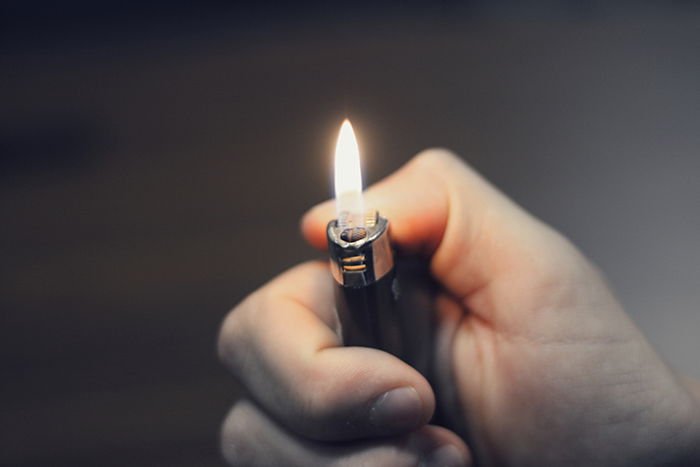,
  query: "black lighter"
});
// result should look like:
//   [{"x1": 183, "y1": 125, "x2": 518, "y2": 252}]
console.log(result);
[
  {"x1": 326, "y1": 119, "x2": 409, "y2": 360},
  {"x1": 326, "y1": 119, "x2": 446, "y2": 426}
]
